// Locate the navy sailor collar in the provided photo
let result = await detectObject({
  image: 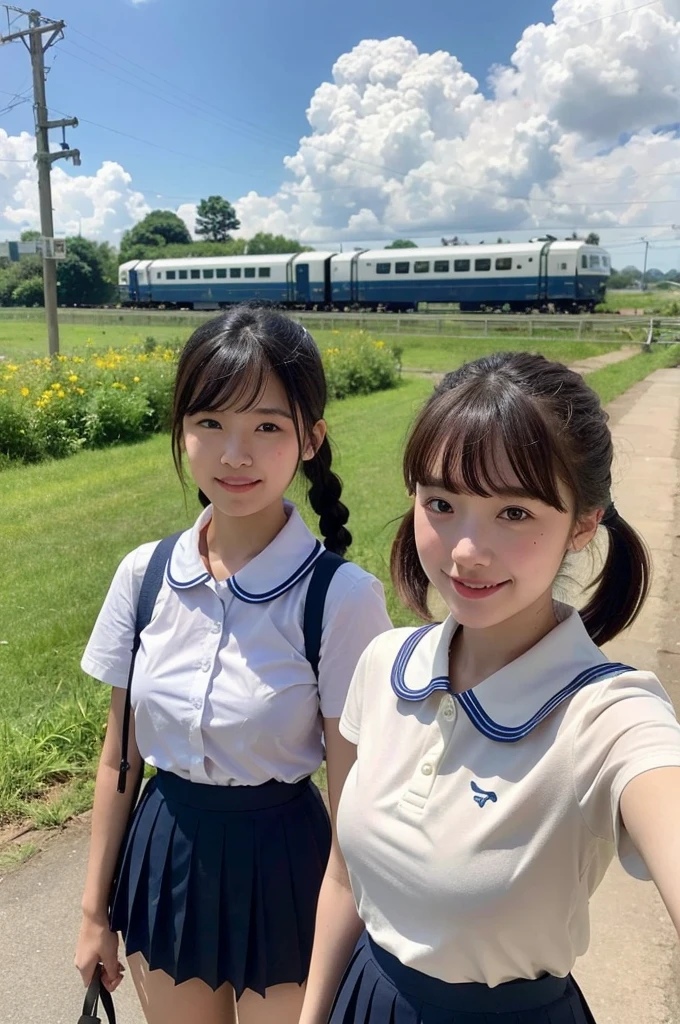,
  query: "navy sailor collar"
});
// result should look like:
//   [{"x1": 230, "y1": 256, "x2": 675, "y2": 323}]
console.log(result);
[
  {"x1": 165, "y1": 500, "x2": 325, "y2": 603},
  {"x1": 391, "y1": 604, "x2": 634, "y2": 743}
]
